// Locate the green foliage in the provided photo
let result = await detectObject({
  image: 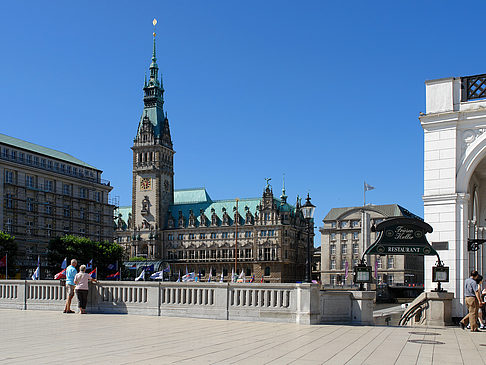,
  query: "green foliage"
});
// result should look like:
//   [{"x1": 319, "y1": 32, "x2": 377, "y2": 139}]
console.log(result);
[
  {"x1": 48, "y1": 235, "x2": 124, "y2": 279},
  {"x1": 129, "y1": 256, "x2": 149, "y2": 262},
  {"x1": 0, "y1": 231, "x2": 17, "y2": 277}
]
